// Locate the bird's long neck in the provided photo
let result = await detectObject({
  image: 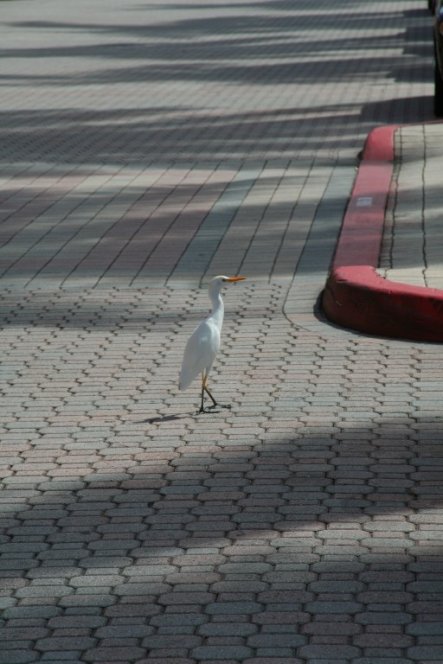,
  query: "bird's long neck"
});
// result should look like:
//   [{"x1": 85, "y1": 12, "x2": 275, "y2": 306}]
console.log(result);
[{"x1": 209, "y1": 287, "x2": 224, "y2": 328}]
